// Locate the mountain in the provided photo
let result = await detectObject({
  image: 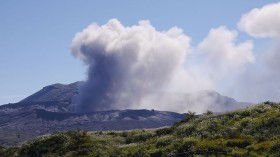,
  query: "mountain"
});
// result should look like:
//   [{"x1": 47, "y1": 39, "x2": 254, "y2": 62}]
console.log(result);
[
  {"x1": 0, "y1": 106, "x2": 184, "y2": 146},
  {"x1": 15, "y1": 82, "x2": 251, "y2": 113},
  {"x1": 140, "y1": 90, "x2": 252, "y2": 113},
  {"x1": 20, "y1": 82, "x2": 79, "y2": 103},
  {"x1": 0, "y1": 82, "x2": 184, "y2": 146},
  {"x1": 1, "y1": 102, "x2": 279, "y2": 156},
  {"x1": 0, "y1": 82, "x2": 251, "y2": 146}
]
